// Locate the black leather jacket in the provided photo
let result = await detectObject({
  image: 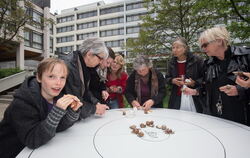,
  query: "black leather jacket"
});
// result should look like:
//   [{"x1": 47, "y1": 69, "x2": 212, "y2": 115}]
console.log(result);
[{"x1": 200, "y1": 46, "x2": 250, "y2": 124}]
